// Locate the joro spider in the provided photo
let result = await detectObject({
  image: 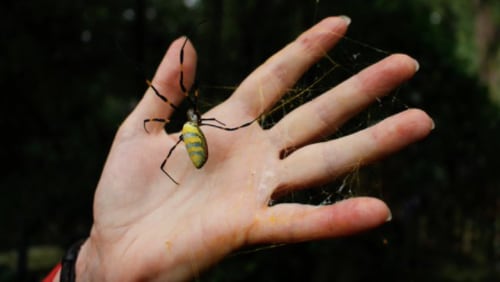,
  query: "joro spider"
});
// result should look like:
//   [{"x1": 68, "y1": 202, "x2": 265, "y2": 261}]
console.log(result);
[{"x1": 144, "y1": 37, "x2": 258, "y2": 184}]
